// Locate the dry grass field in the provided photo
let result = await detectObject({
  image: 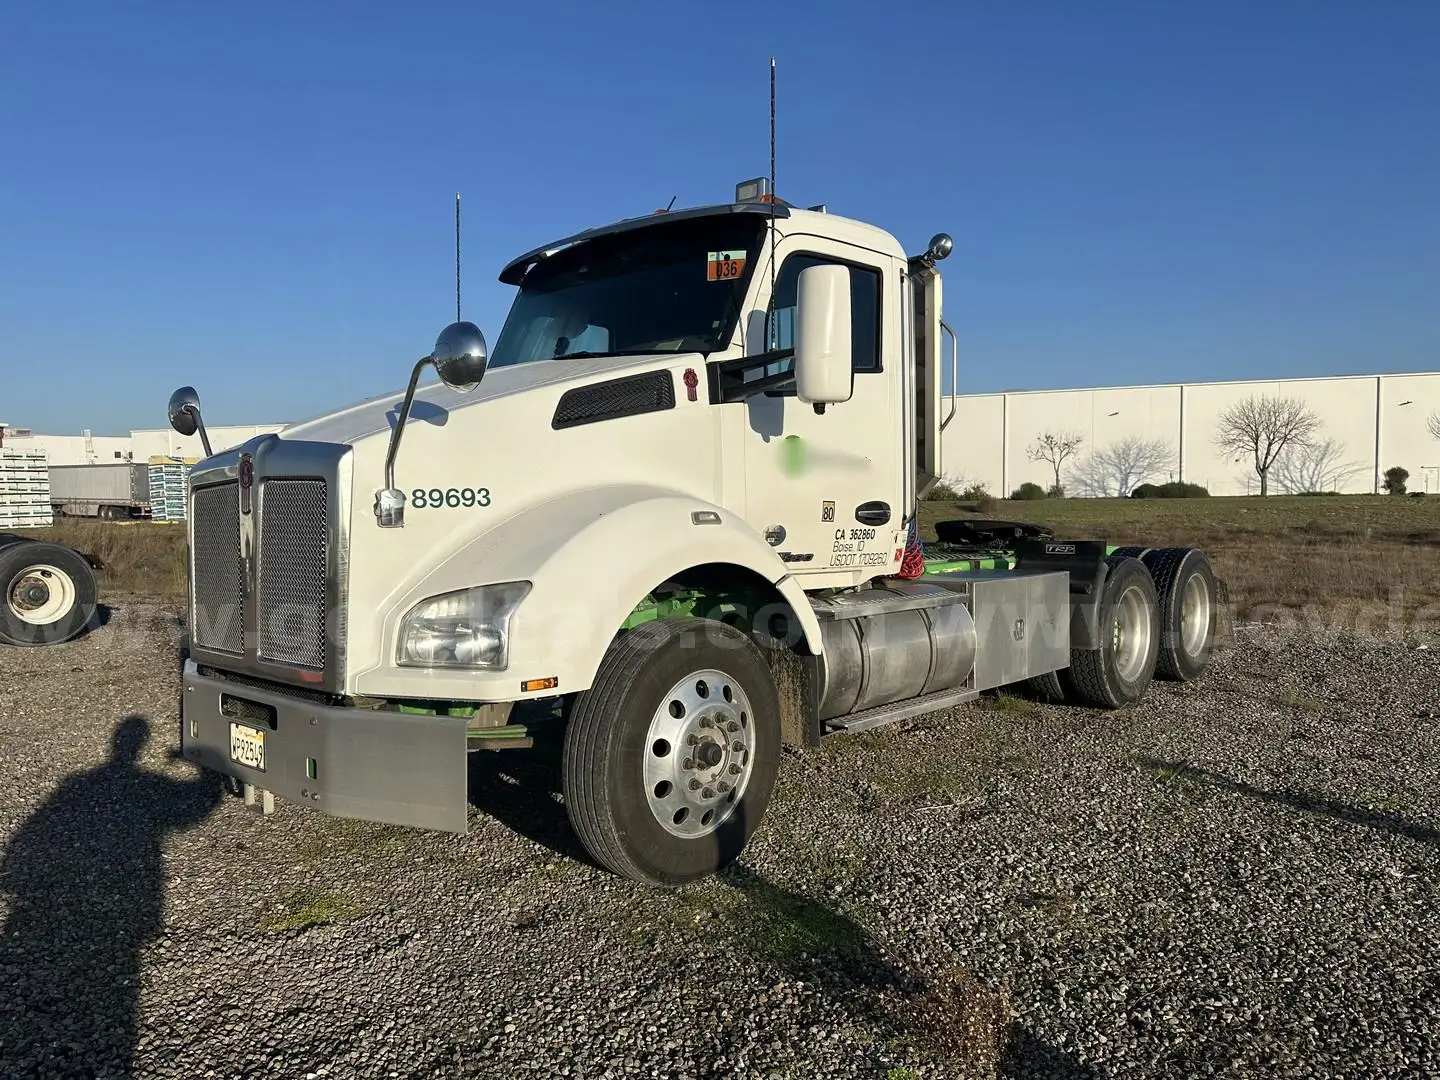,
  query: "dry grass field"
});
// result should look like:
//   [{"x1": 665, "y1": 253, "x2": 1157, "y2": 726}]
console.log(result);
[{"x1": 921, "y1": 493, "x2": 1440, "y2": 632}]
